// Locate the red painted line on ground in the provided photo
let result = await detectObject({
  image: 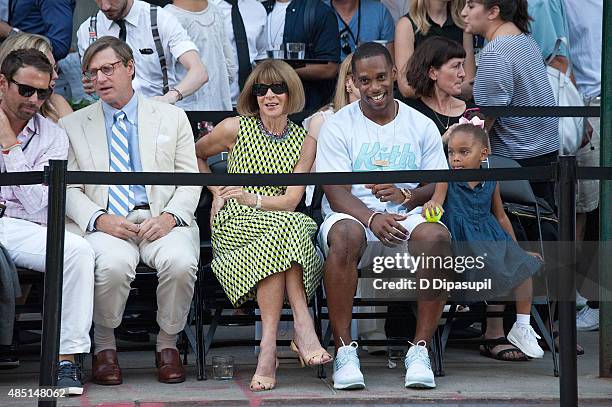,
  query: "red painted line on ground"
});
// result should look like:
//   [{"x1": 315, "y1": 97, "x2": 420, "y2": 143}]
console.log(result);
[
  {"x1": 234, "y1": 369, "x2": 263, "y2": 407},
  {"x1": 79, "y1": 382, "x2": 92, "y2": 407}
]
